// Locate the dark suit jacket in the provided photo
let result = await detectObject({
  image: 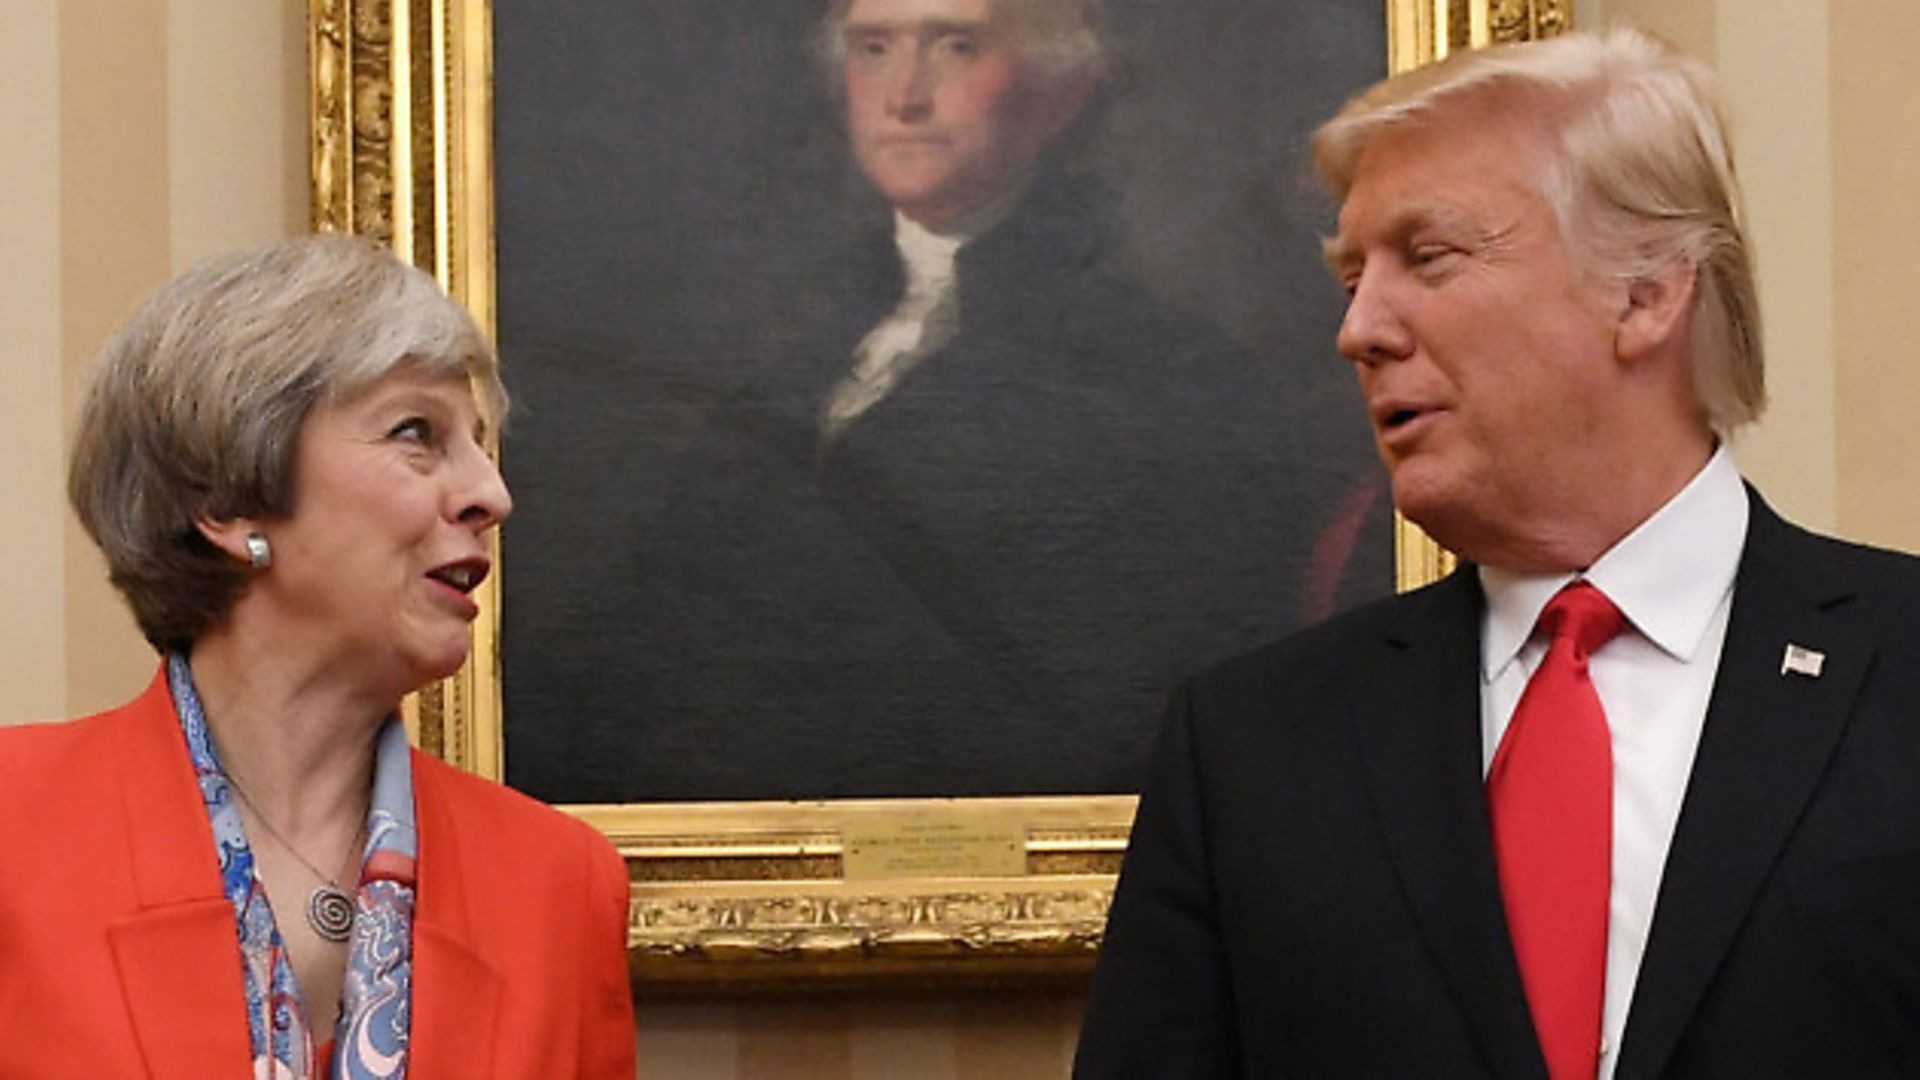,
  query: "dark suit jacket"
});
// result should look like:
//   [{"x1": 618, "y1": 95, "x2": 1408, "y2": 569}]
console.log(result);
[
  {"x1": 0, "y1": 667, "x2": 636, "y2": 1079},
  {"x1": 1077, "y1": 490, "x2": 1920, "y2": 1077},
  {"x1": 507, "y1": 171, "x2": 1387, "y2": 803}
]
